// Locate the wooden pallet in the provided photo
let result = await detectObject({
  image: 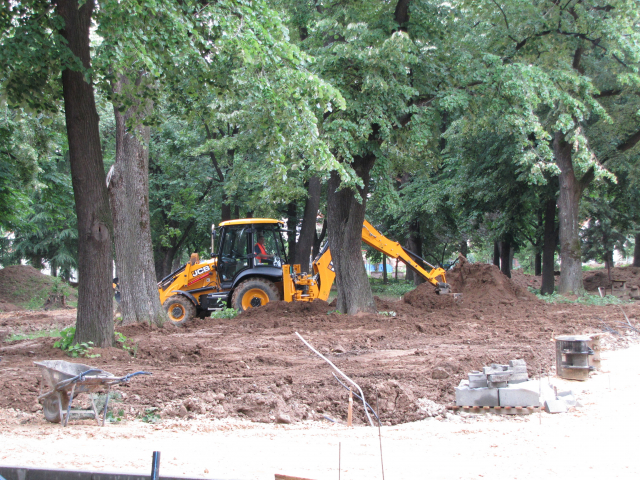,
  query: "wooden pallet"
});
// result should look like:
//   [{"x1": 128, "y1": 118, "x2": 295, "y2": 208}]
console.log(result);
[{"x1": 447, "y1": 405, "x2": 541, "y2": 415}]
